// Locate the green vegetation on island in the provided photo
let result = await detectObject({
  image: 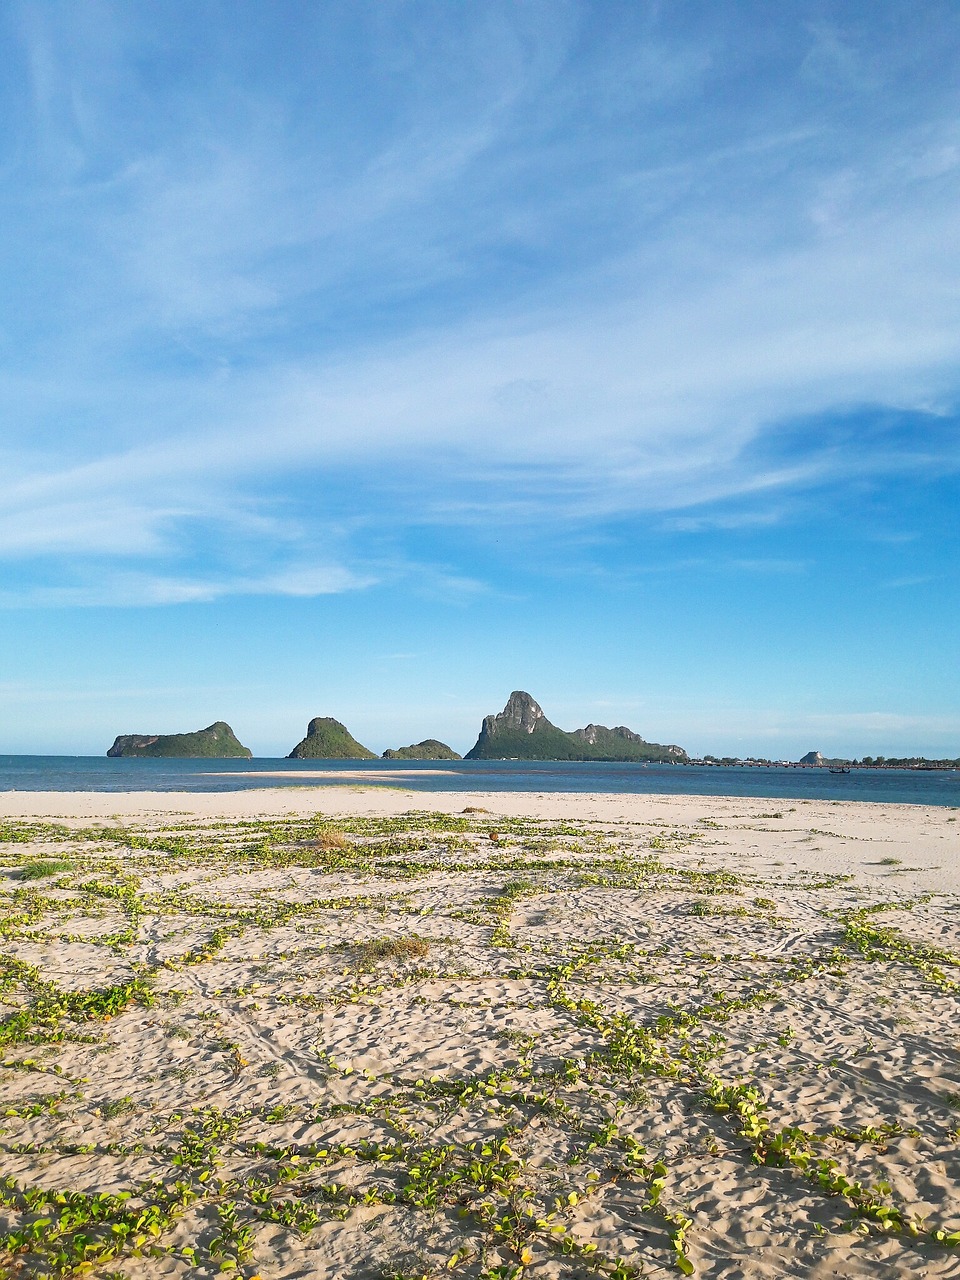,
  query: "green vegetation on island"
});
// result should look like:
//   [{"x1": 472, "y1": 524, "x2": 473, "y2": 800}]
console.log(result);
[
  {"x1": 106, "y1": 721, "x2": 252, "y2": 758},
  {"x1": 382, "y1": 739, "x2": 462, "y2": 760},
  {"x1": 571, "y1": 722, "x2": 684, "y2": 761},
  {"x1": 286, "y1": 716, "x2": 376, "y2": 760},
  {"x1": 464, "y1": 691, "x2": 688, "y2": 762},
  {"x1": 100, "y1": 703, "x2": 956, "y2": 769}
]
